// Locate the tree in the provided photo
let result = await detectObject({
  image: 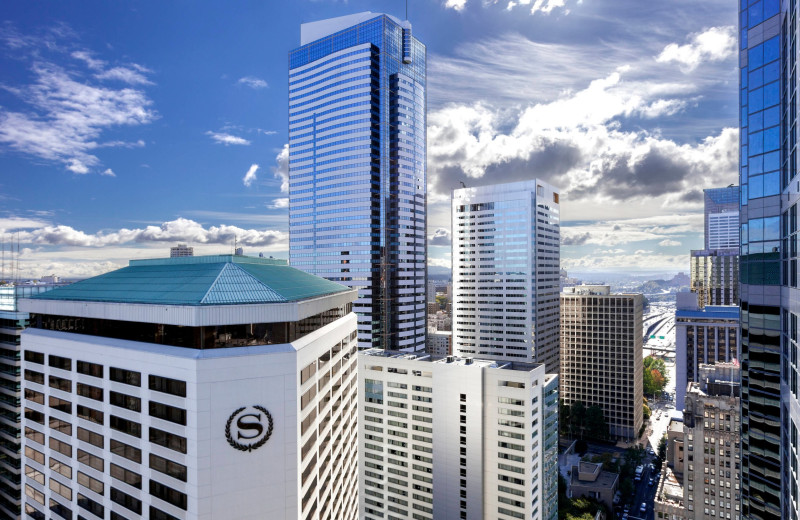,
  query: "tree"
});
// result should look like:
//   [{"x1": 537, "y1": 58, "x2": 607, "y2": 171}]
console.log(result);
[
  {"x1": 585, "y1": 405, "x2": 609, "y2": 441},
  {"x1": 643, "y1": 403, "x2": 651, "y2": 422},
  {"x1": 658, "y1": 434, "x2": 668, "y2": 460},
  {"x1": 643, "y1": 355, "x2": 669, "y2": 396}
]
